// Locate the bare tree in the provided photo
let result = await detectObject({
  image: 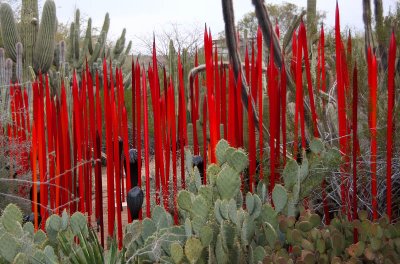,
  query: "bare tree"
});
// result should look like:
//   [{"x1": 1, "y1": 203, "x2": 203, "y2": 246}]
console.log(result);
[{"x1": 134, "y1": 22, "x2": 203, "y2": 58}]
